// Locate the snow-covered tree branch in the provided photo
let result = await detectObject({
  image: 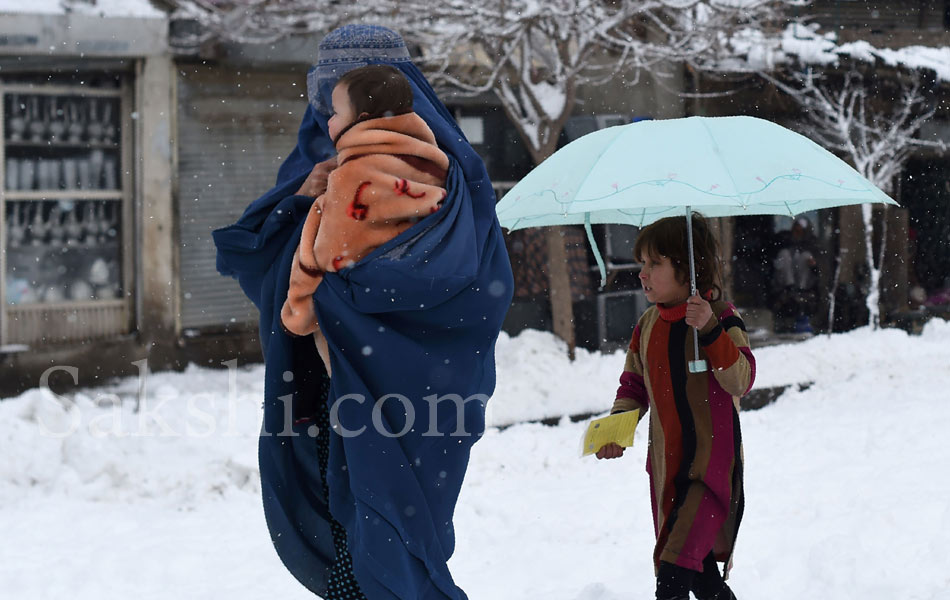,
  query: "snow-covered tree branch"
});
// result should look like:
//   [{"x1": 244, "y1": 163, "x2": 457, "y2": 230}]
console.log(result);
[
  {"x1": 158, "y1": 0, "x2": 377, "y2": 46},
  {"x1": 765, "y1": 68, "x2": 944, "y2": 189},
  {"x1": 376, "y1": 0, "x2": 795, "y2": 354},
  {"x1": 762, "y1": 64, "x2": 946, "y2": 328},
  {"x1": 160, "y1": 0, "x2": 797, "y2": 354},
  {"x1": 161, "y1": 0, "x2": 795, "y2": 163},
  {"x1": 383, "y1": 0, "x2": 793, "y2": 163}
]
